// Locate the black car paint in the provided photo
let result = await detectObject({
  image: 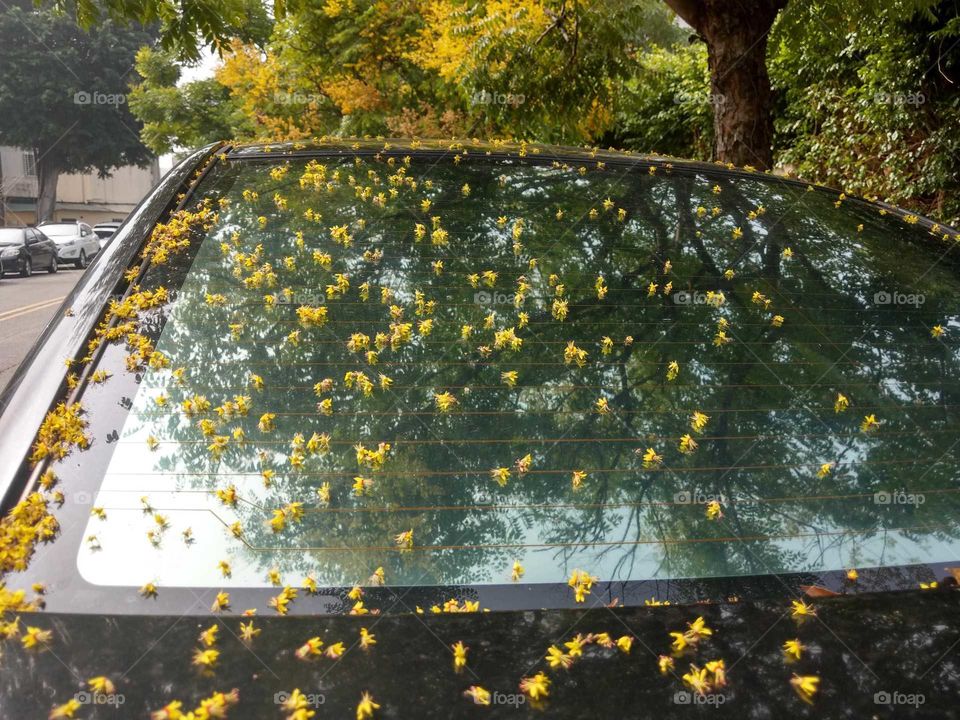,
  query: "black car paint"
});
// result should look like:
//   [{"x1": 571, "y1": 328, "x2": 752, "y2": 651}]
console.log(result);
[{"x1": 2, "y1": 590, "x2": 959, "y2": 718}]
